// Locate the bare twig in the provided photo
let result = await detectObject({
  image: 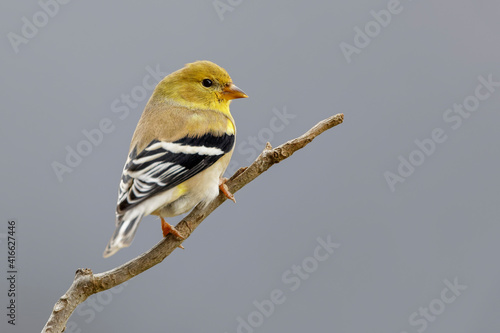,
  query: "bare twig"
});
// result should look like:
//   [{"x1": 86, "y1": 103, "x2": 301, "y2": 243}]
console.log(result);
[{"x1": 42, "y1": 113, "x2": 344, "y2": 333}]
